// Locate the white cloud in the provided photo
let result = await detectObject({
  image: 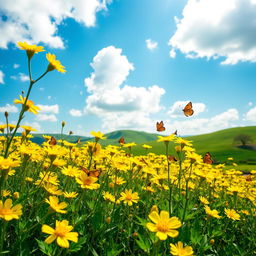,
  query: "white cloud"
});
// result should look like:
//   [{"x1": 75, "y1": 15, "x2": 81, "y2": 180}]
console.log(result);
[
  {"x1": 13, "y1": 64, "x2": 20, "y2": 69},
  {"x1": 84, "y1": 46, "x2": 165, "y2": 131},
  {"x1": 0, "y1": 0, "x2": 112, "y2": 49},
  {"x1": 36, "y1": 114, "x2": 57, "y2": 122},
  {"x1": 0, "y1": 104, "x2": 18, "y2": 113},
  {"x1": 245, "y1": 106, "x2": 256, "y2": 122},
  {"x1": 171, "y1": 108, "x2": 239, "y2": 135},
  {"x1": 85, "y1": 46, "x2": 134, "y2": 93},
  {"x1": 145, "y1": 39, "x2": 158, "y2": 51},
  {"x1": 169, "y1": 0, "x2": 256, "y2": 64},
  {"x1": 69, "y1": 109, "x2": 83, "y2": 117},
  {"x1": 47, "y1": 96, "x2": 52, "y2": 100},
  {"x1": 248, "y1": 102, "x2": 253, "y2": 106},
  {"x1": 37, "y1": 104, "x2": 59, "y2": 114},
  {"x1": 10, "y1": 73, "x2": 29, "y2": 82},
  {"x1": 169, "y1": 48, "x2": 176, "y2": 58},
  {"x1": 0, "y1": 70, "x2": 4, "y2": 84},
  {"x1": 167, "y1": 101, "x2": 206, "y2": 118}
]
